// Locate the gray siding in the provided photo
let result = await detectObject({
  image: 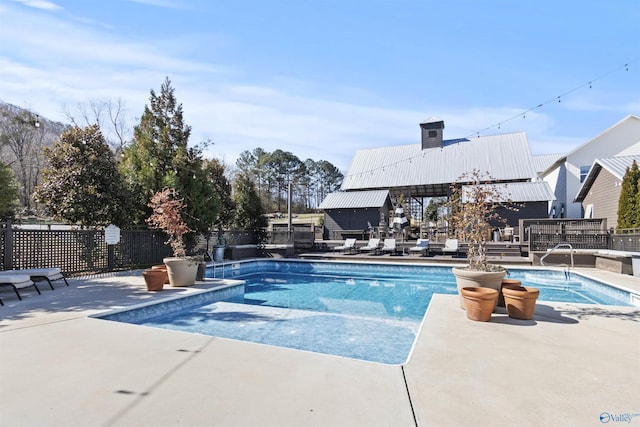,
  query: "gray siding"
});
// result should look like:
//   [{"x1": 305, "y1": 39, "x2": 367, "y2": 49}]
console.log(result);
[{"x1": 582, "y1": 169, "x2": 621, "y2": 228}]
